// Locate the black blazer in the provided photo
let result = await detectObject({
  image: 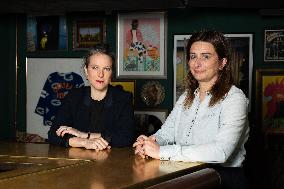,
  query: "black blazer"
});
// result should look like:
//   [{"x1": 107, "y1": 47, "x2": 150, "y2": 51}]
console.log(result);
[{"x1": 48, "y1": 85, "x2": 136, "y2": 147}]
